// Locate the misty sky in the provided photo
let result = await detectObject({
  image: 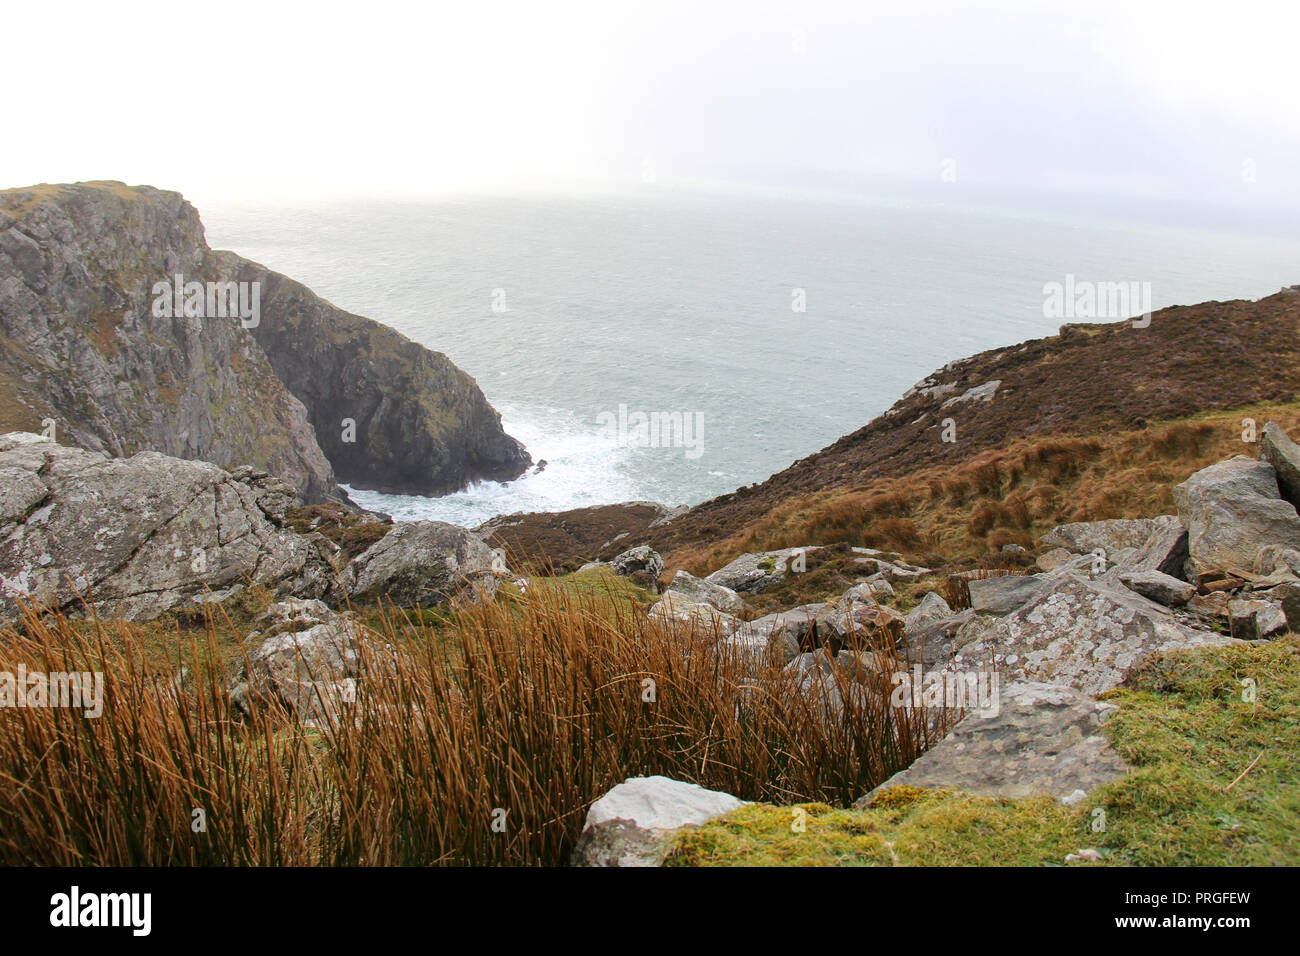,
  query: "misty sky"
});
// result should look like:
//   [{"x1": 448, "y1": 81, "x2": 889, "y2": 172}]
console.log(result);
[{"x1": 7, "y1": 0, "x2": 1299, "y2": 212}]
